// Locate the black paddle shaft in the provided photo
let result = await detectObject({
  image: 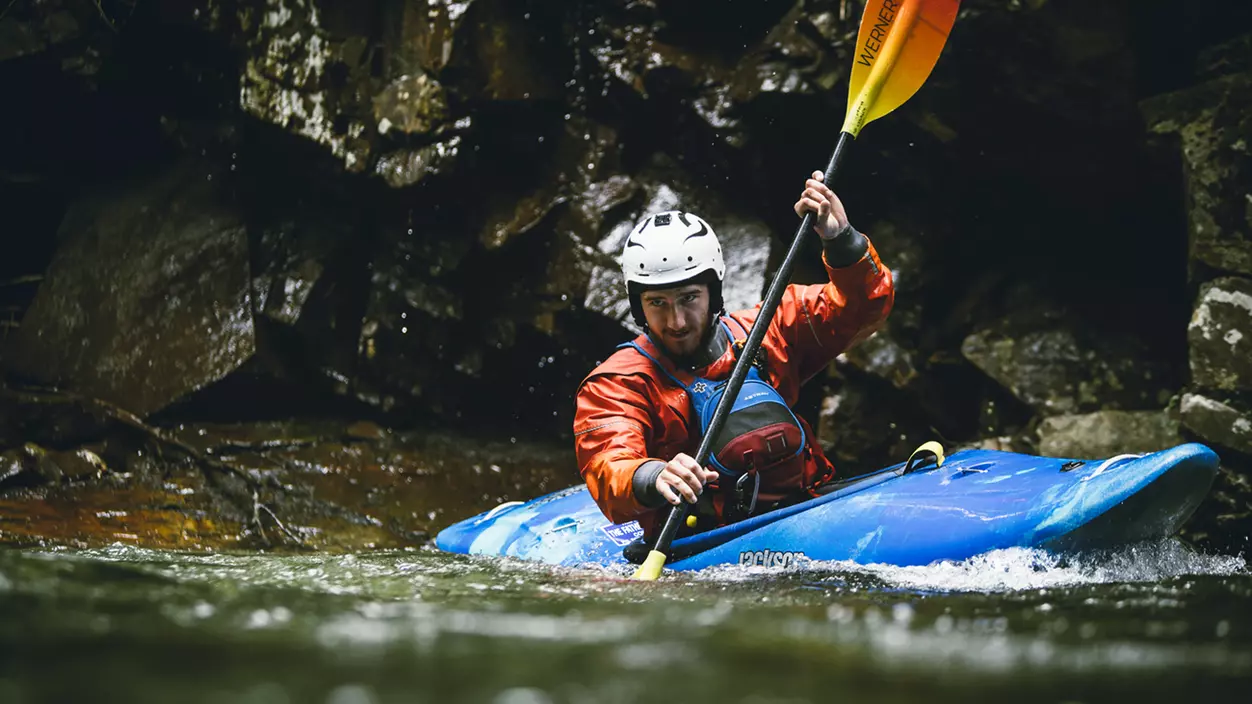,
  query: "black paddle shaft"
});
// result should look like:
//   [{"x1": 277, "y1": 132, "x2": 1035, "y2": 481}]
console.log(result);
[{"x1": 649, "y1": 131, "x2": 856, "y2": 557}]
